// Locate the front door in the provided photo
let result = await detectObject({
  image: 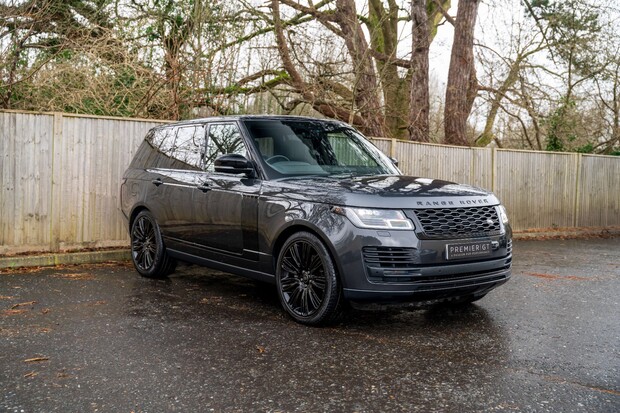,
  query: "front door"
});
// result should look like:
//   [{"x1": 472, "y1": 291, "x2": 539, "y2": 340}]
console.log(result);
[{"x1": 192, "y1": 122, "x2": 260, "y2": 259}]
